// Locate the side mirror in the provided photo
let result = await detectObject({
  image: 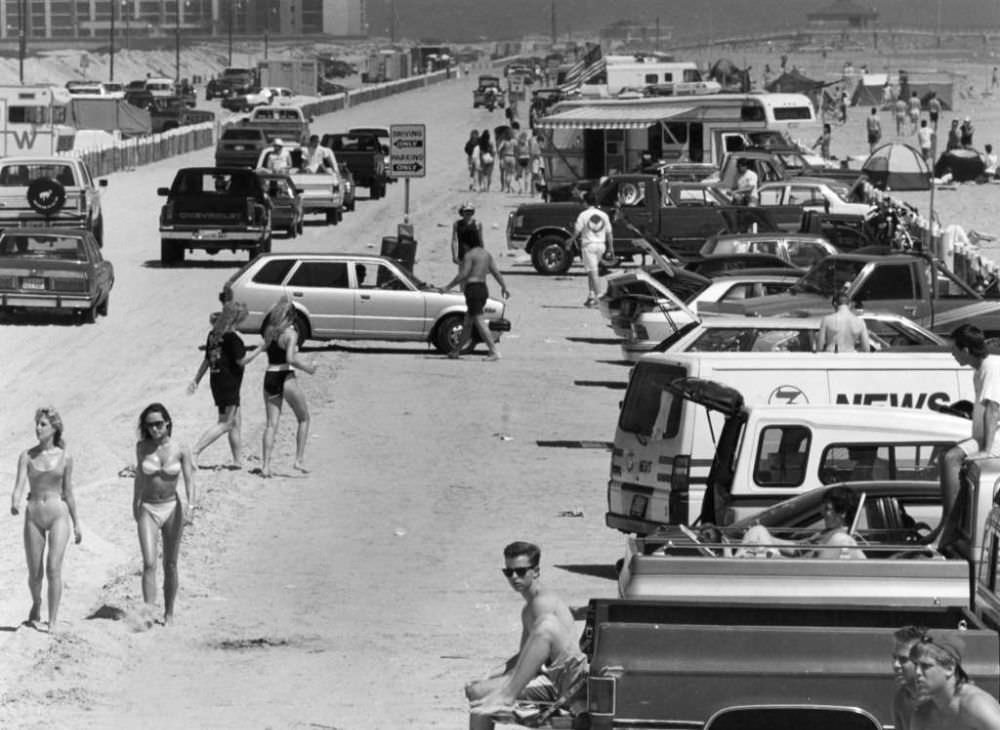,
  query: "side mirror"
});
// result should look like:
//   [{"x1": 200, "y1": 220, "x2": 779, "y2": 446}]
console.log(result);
[{"x1": 156, "y1": 187, "x2": 170, "y2": 196}]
